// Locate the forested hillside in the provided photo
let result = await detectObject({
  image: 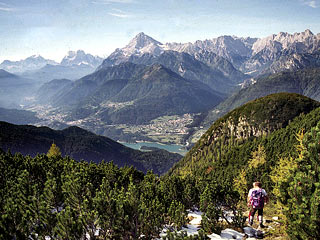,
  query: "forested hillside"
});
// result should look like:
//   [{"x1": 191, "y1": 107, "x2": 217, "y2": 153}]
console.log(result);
[
  {"x1": 0, "y1": 122, "x2": 181, "y2": 175},
  {"x1": 170, "y1": 93, "x2": 320, "y2": 192}
]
